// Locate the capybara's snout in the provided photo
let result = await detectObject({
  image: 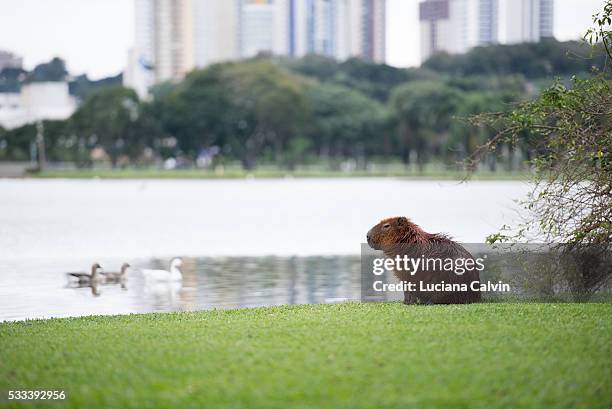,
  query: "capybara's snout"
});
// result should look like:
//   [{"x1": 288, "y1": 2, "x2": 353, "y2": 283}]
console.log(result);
[{"x1": 366, "y1": 228, "x2": 374, "y2": 248}]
